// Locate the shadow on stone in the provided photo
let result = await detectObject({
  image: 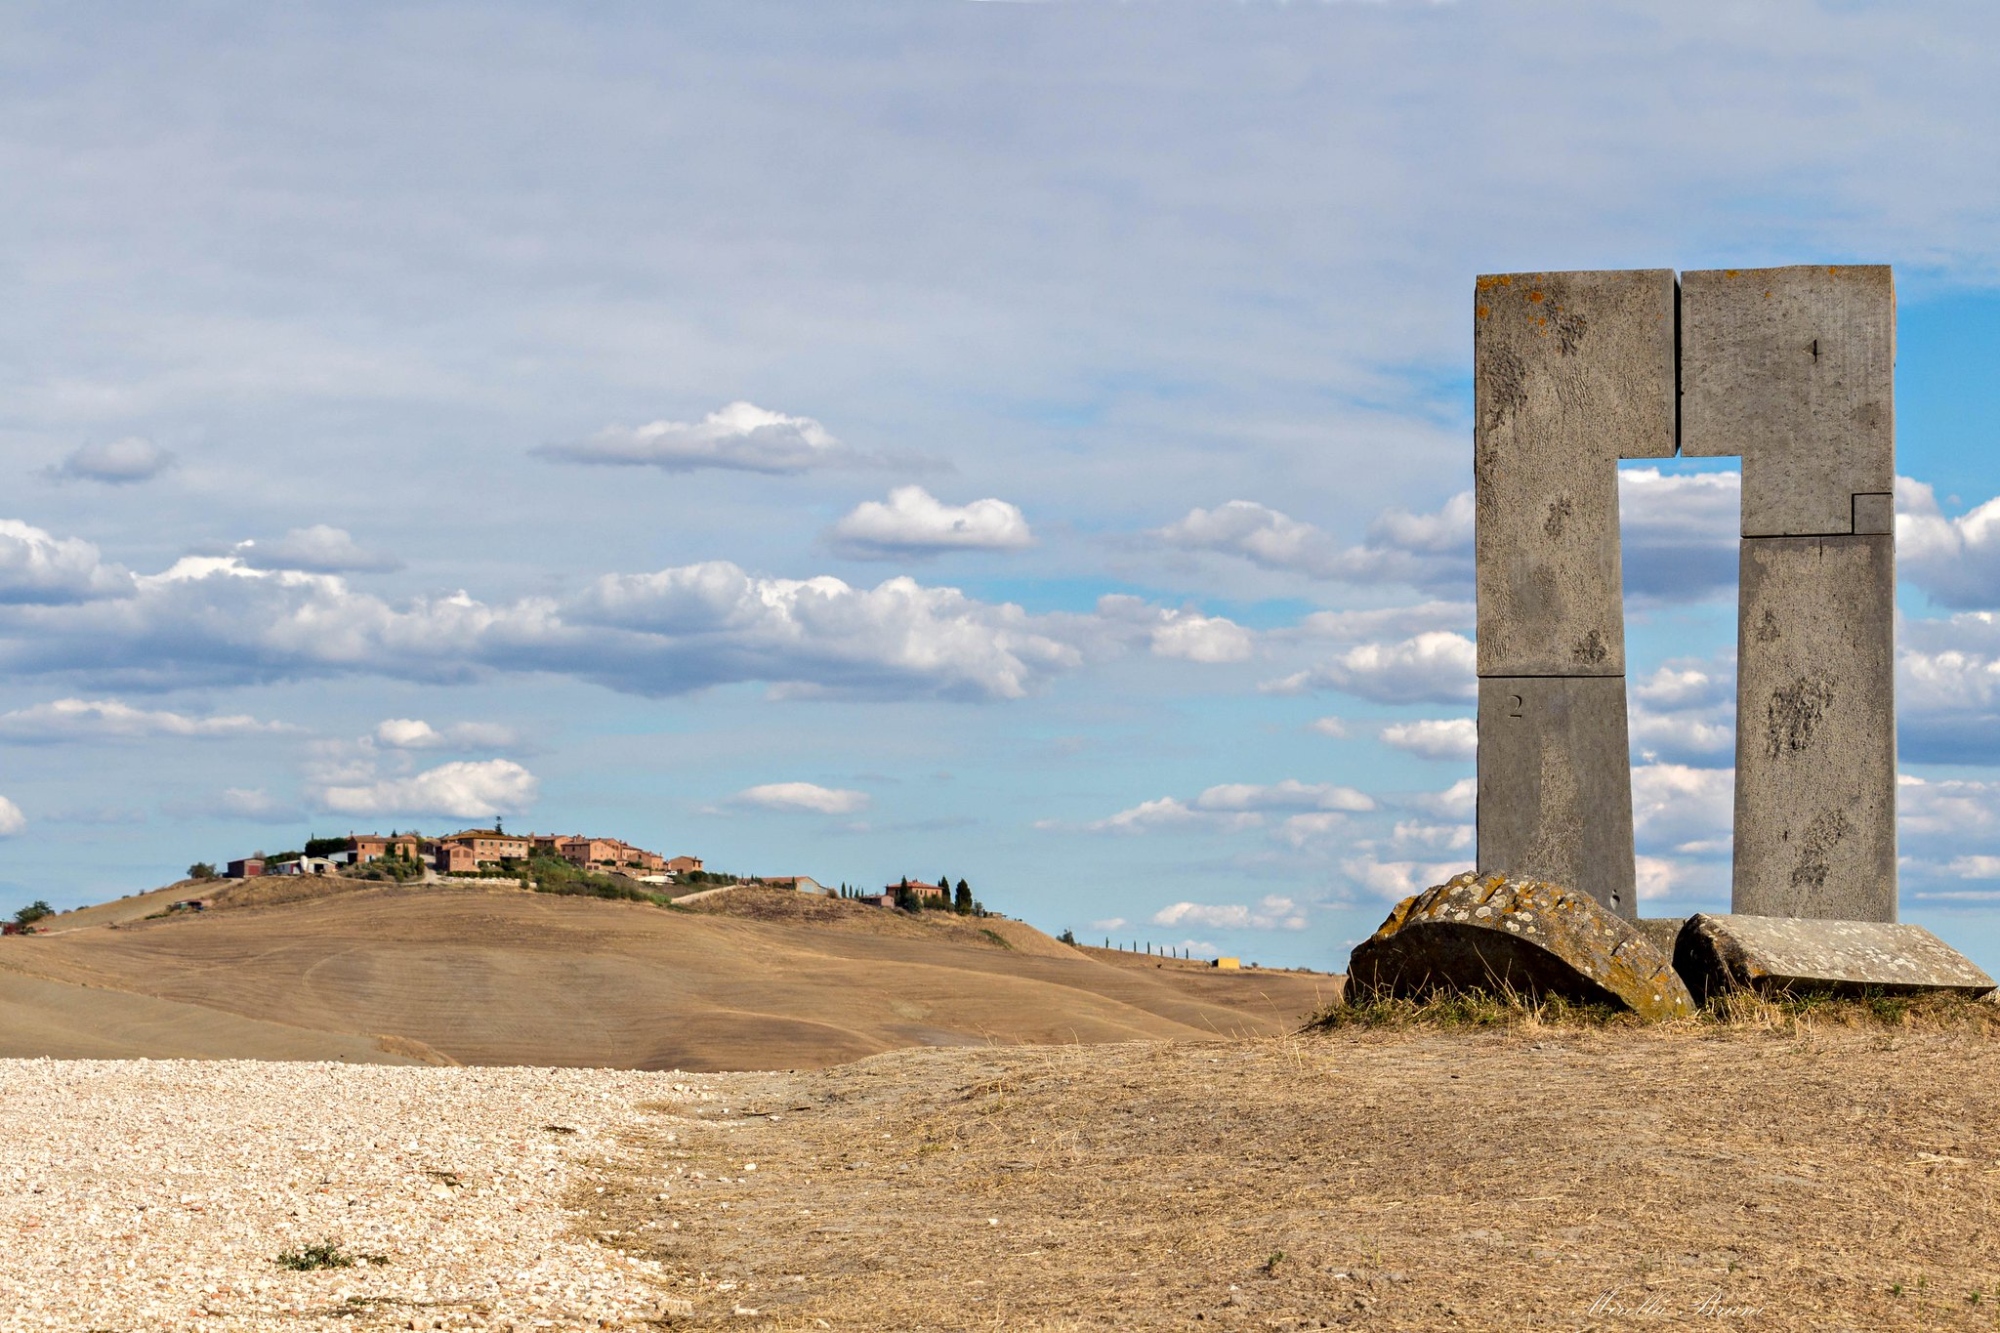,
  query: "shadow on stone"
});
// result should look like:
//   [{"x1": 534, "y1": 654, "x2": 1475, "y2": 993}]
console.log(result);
[{"x1": 1346, "y1": 872, "x2": 1693, "y2": 1022}]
